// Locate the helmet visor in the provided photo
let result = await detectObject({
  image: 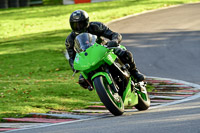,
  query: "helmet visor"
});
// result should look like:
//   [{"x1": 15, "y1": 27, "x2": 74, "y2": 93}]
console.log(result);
[{"x1": 70, "y1": 20, "x2": 88, "y2": 33}]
